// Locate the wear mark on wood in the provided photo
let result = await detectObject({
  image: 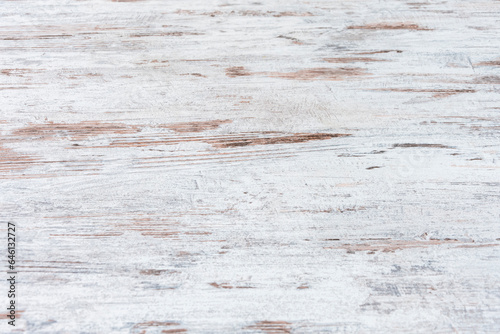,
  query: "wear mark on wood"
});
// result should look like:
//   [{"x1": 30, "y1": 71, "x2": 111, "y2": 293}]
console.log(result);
[
  {"x1": 131, "y1": 321, "x2": 185, "y2": 334},
  {"x1": 209, "y1": 282, "x2": 255, "y2": 289},
  {"x1": 0, "y1": 310, "x2": 24, "y2": 319},
  {"x1": 323, "y1": 239, "x2": 486, "y2": 253},
  {"x1": 265, "y1": 67, "x2": 368, "y2": 81},
  {"x1": 0, "y1": 145, "x2": 39, "y2": 173},
  {"x1": 1, "y1": 68, "x2": 34, "y2": 76},
  {"x1": 50, "y1": 232, "x2": 123, "y2": 238},
  {"x1": 13, "y1": 121, "x2": 140, "y2": 140},
  {"x1": 324, "y1": 57, "x2": 388, "y2": 63},
  {"x1": 211, "y1": 133, "x2": 351, "y2": 148},
  {"x1": 347, "y1": 22, "x2": 431, "y2": 30},
  {"x1": 475, "y1": 60, "x2": 500, "y2": 67},
  {"x1": 392, "y1": 143, "x2": 453, "y2": 149},
  {"x1": 355, "y1": 50, "x2": 403, "y2": 54},
  {"x1": 226, "y1": 66, "x2": 252, "y2": 77},
  {"x1": 166, "y1": 120, "x2": 232, "y2": 133},
  {"x1": 92, "y1": 132, "x2": 350, "y2": 149},
  {"x1": 246, "y1": 321, "x2": 292, "y2": 334},
  {"x1": 140, "y1": 269, "x2": 179, "y2": 276},
  {"x1": 226, "y1": 67, "x2": 368, "y2": 80},
  {"x1": 175, "y1": 10, "x2": 313, "y2": 17},
  {"x1": 130, "y1": 32, "x2": 204, "y2": 37},
  {"x1": 277, "y1": 35, "x2": 304, "y2": 45},
  {"x1": 371, "y1": 88, "x2": 476, "y2": 98}
]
